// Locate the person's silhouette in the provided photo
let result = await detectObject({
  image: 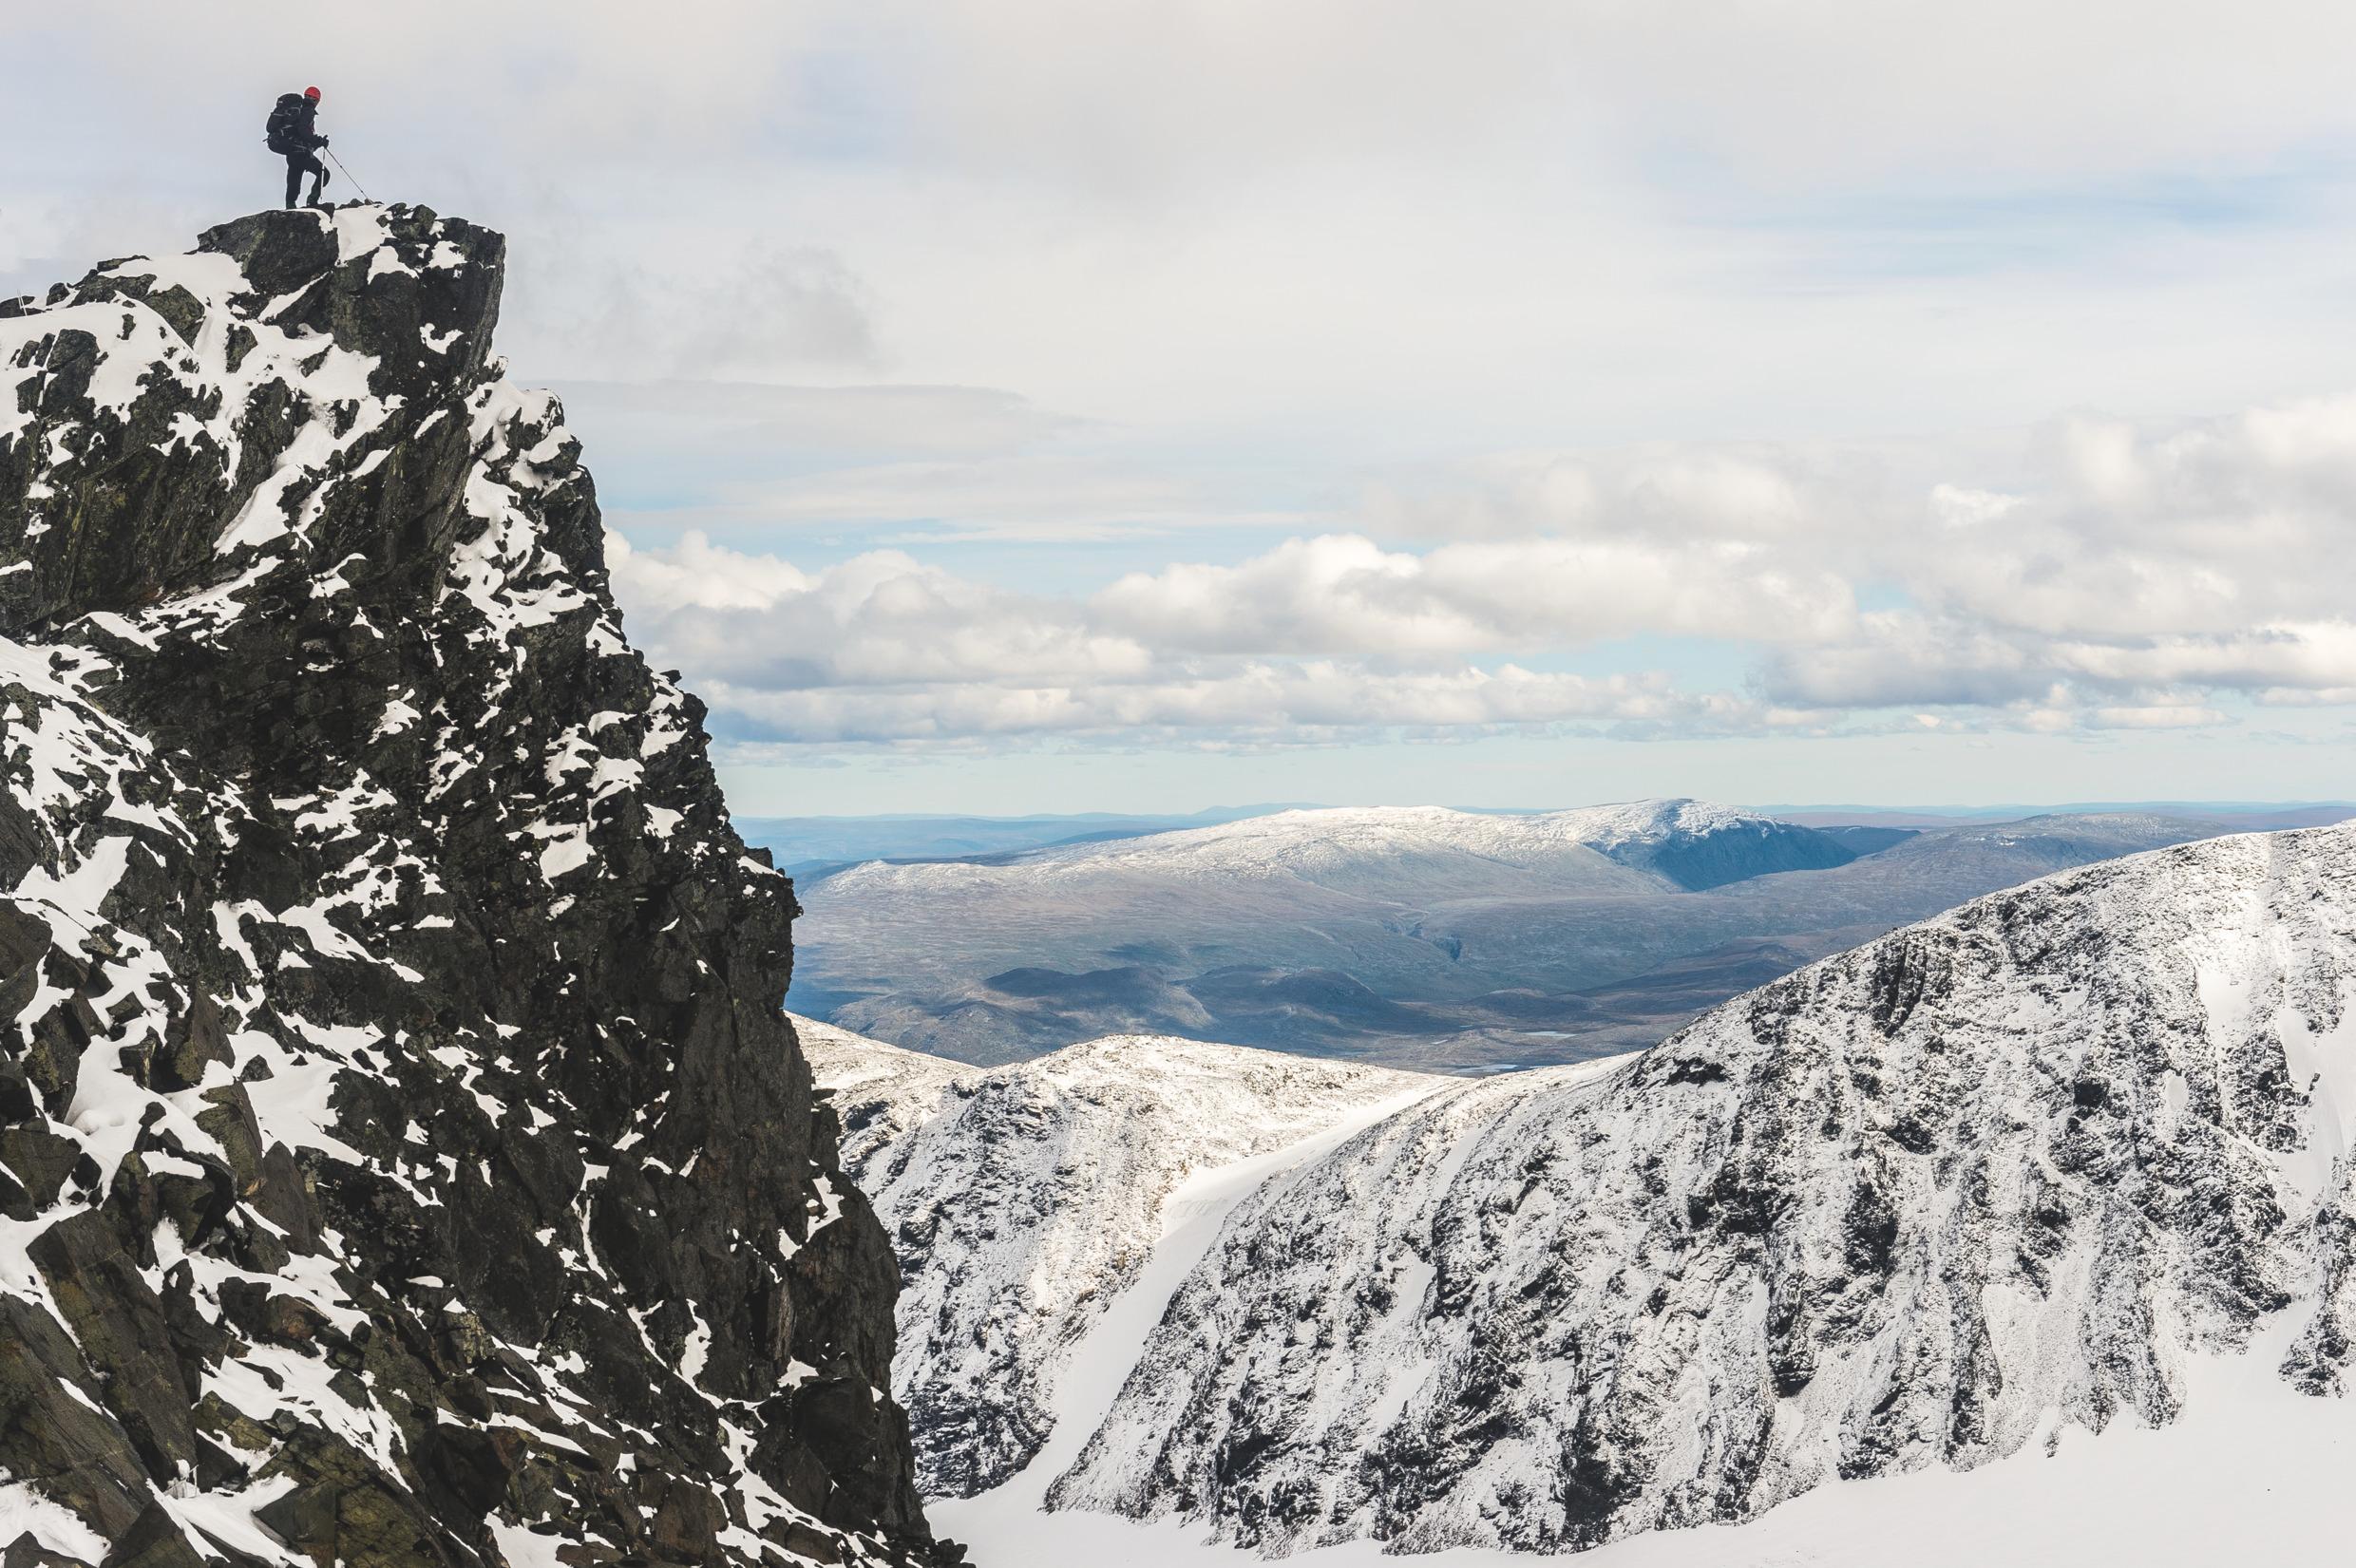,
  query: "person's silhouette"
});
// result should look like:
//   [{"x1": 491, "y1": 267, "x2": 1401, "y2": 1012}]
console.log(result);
[{"x1": 265, "y1": 86, "x2": 332, "y2": 209}]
